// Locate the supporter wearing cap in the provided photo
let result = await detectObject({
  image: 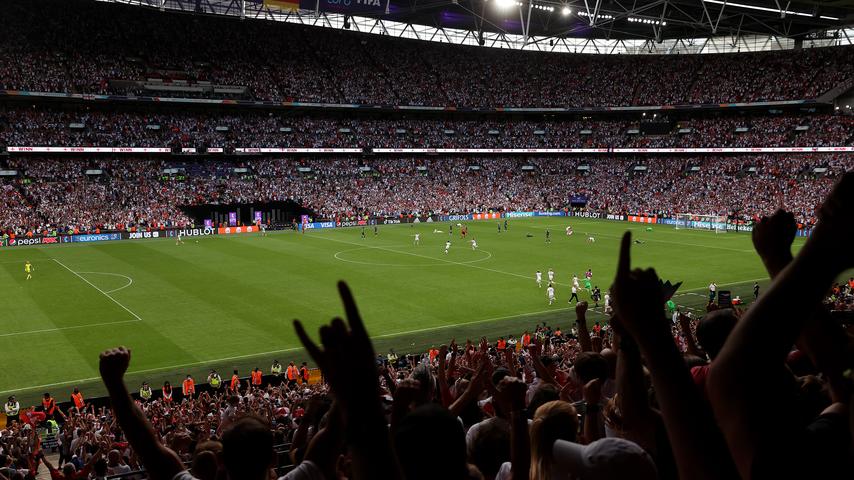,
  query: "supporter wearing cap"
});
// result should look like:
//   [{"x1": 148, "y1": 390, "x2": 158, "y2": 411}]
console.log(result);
[{"x1": 550, "y1": 437, "x2": 658, "y2": 480}]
